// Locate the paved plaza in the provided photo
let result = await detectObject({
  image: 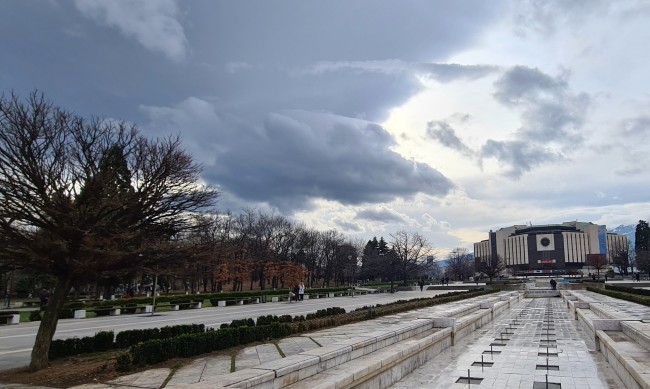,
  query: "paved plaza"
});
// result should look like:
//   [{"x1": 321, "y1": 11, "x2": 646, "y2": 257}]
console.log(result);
[
  {"x1": 391, "y1": 298, "x2": 625, "y2": 389},
  {"x1": 4, "y1": 289, "x2": 647, "y2": 389}
]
